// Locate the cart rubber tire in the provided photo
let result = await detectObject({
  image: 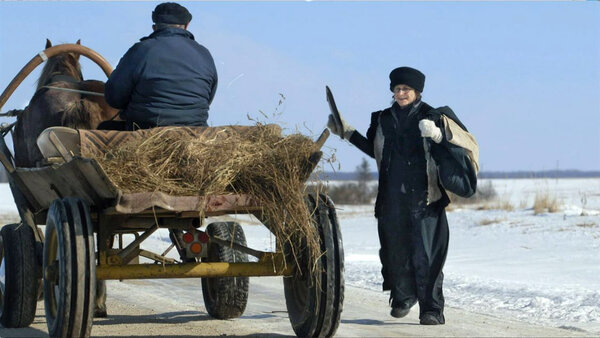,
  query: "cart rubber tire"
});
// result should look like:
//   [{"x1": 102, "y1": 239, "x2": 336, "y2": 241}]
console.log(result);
[
  {"x1": 0, "y1": 223, "x2": 38, "y2": 328},
  {"x1": 202, "y1": 222, "x2": 249, "y2": 319},
  {"x1": 284, "y1": 193, "x2": 344, "y2": 338},
  {"x1": 43, "y1": 198, "x2": 96, "y2": 338}
]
